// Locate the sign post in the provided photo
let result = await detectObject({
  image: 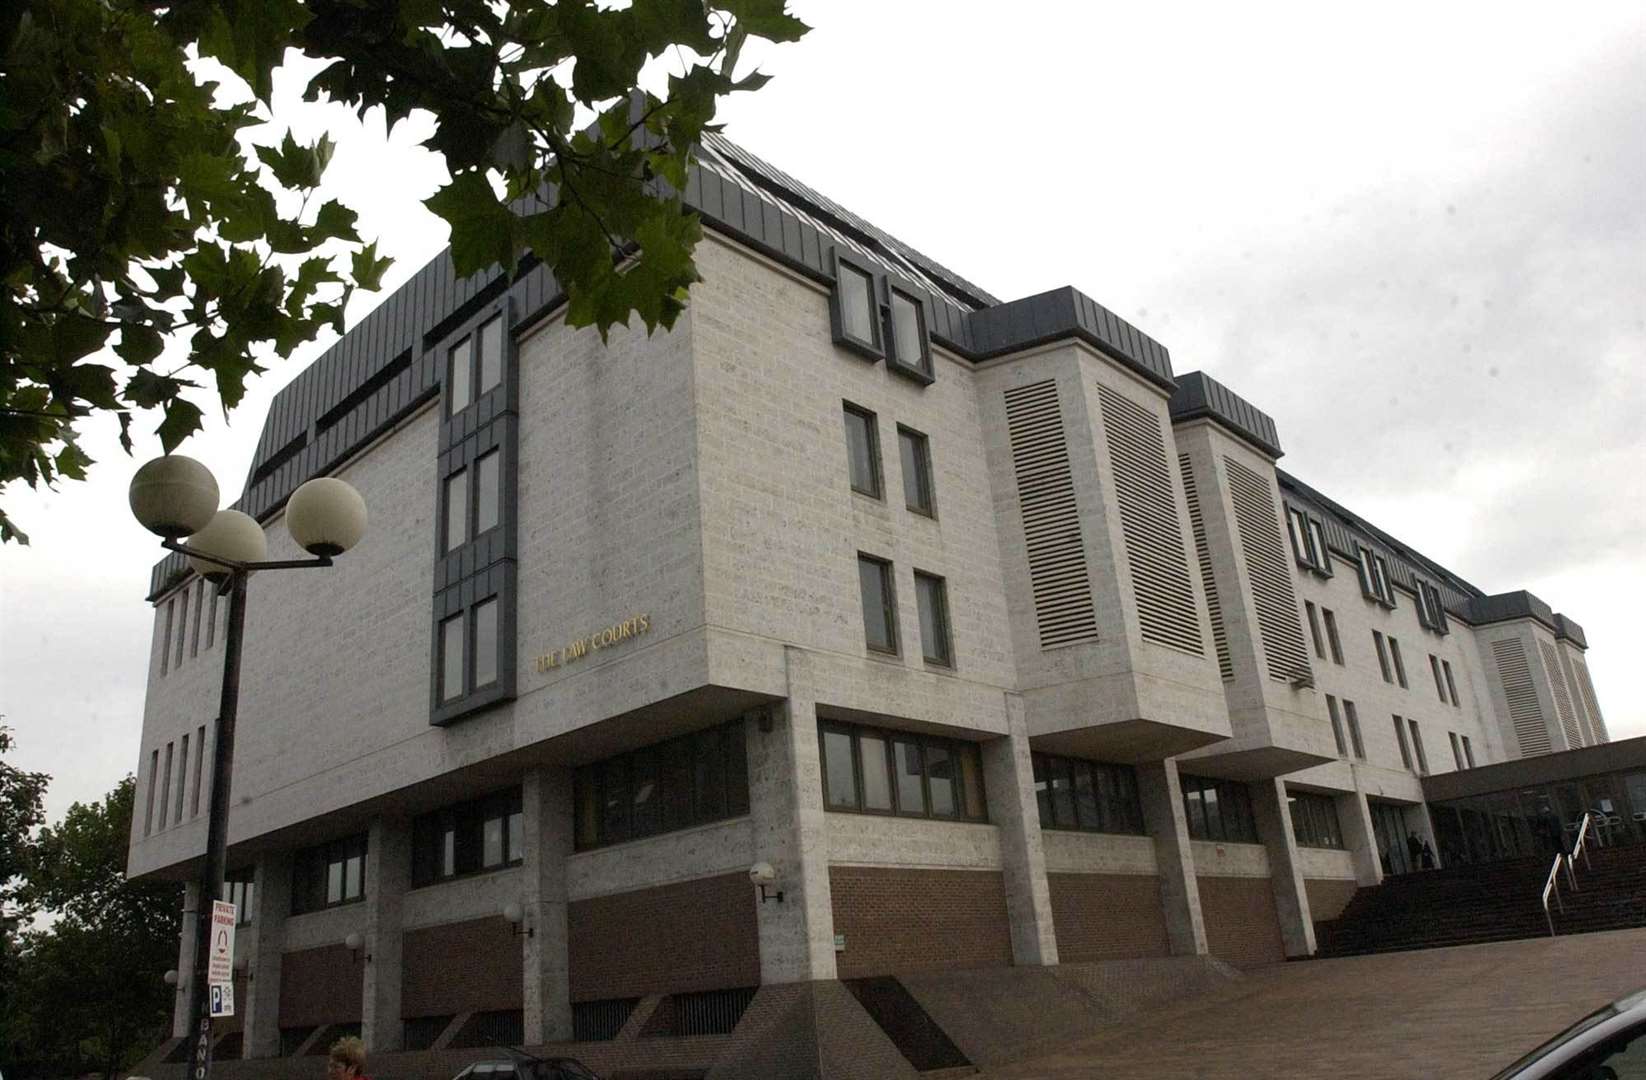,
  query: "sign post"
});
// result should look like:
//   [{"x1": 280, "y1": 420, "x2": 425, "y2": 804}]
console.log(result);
[{"x1": 207, "y1": 900, "x2": 236, "y2": 1018}]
